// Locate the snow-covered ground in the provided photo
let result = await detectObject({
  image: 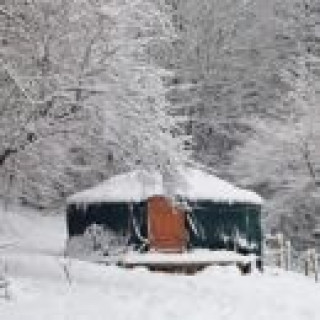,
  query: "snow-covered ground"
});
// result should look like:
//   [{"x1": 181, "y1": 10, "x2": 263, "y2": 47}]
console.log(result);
[
  {"x1": 0, "y1": 204, "x2": 66, "y2": 256},
  {"x1": 0, "y1": 204, "x2": 319, "y2": 320}
]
